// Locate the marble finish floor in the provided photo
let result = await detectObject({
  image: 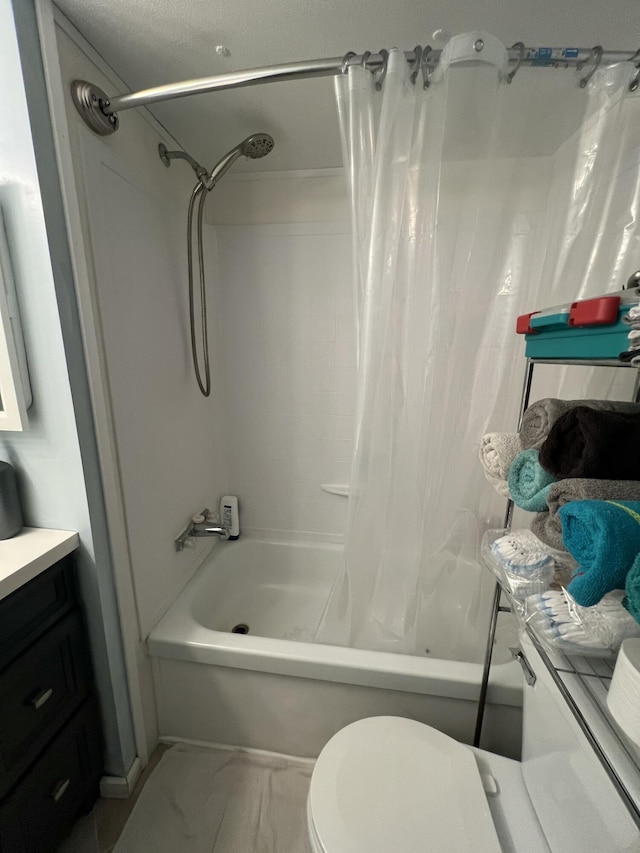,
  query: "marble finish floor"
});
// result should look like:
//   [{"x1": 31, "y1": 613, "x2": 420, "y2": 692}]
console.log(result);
[{"x1": 56, "y1": 744, "x2": 170, "y2": 853}]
